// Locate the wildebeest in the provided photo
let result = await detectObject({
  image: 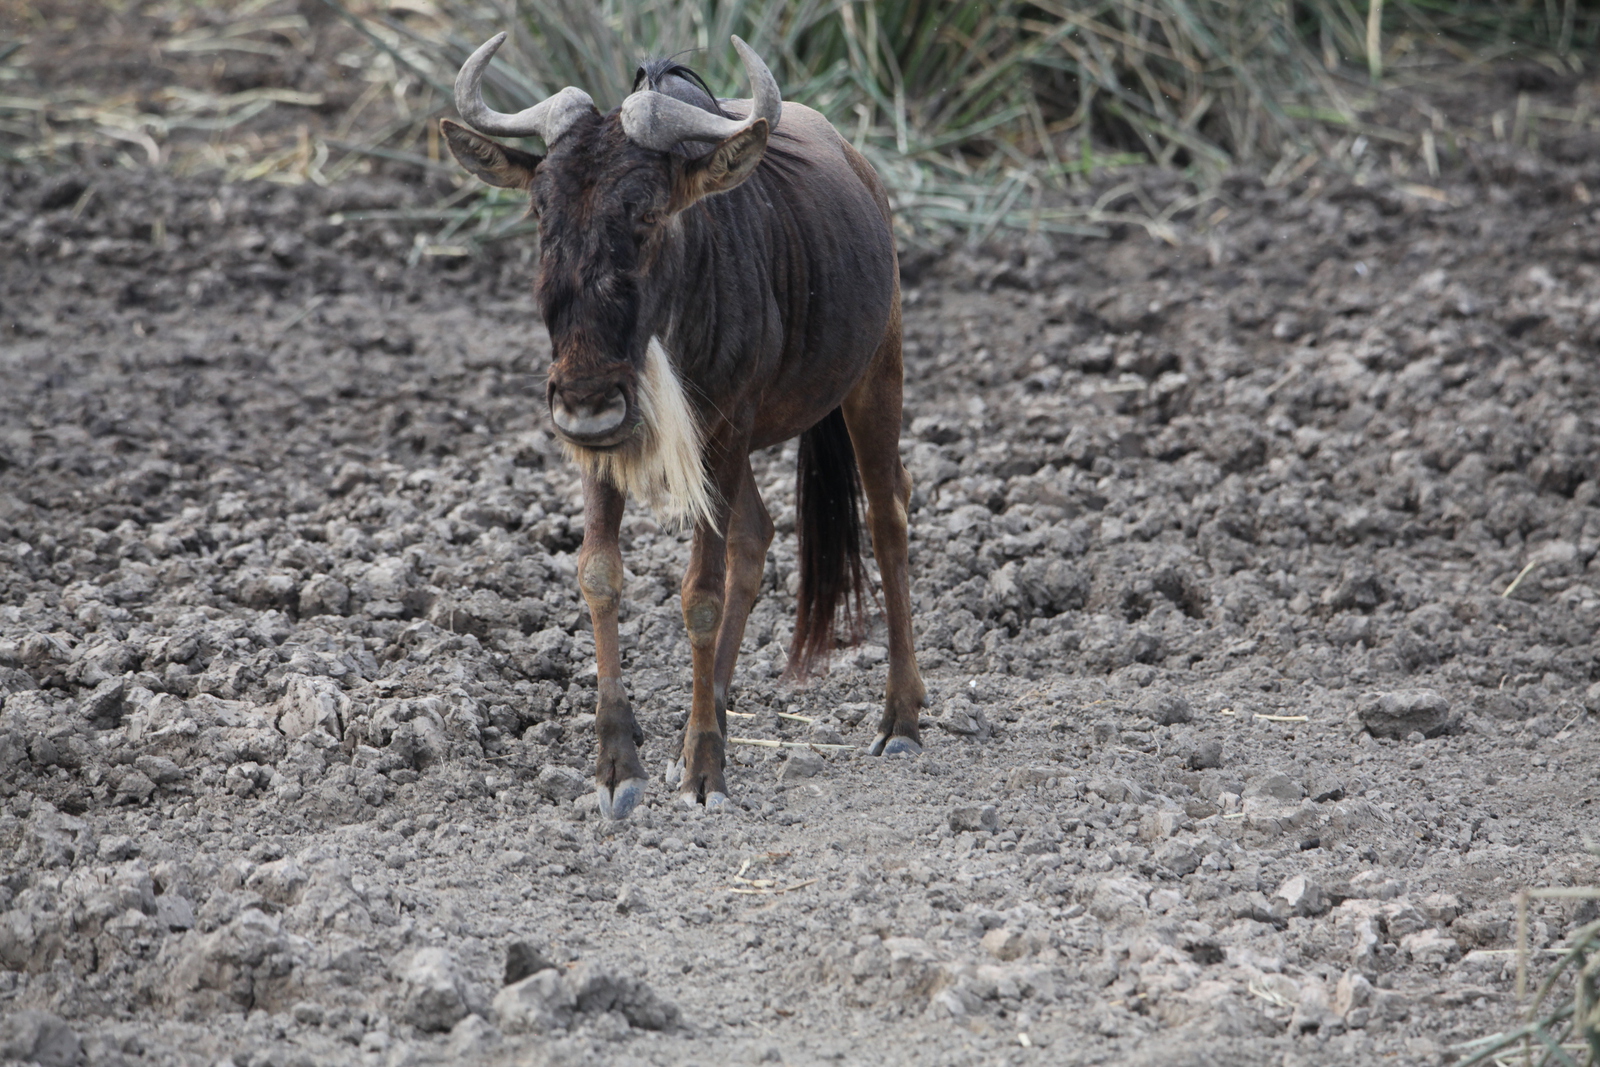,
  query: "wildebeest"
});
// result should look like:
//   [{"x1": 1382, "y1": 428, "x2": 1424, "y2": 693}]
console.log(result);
[{"x1": 441, "y1": 33, "x2": 925, "y2": 818}]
